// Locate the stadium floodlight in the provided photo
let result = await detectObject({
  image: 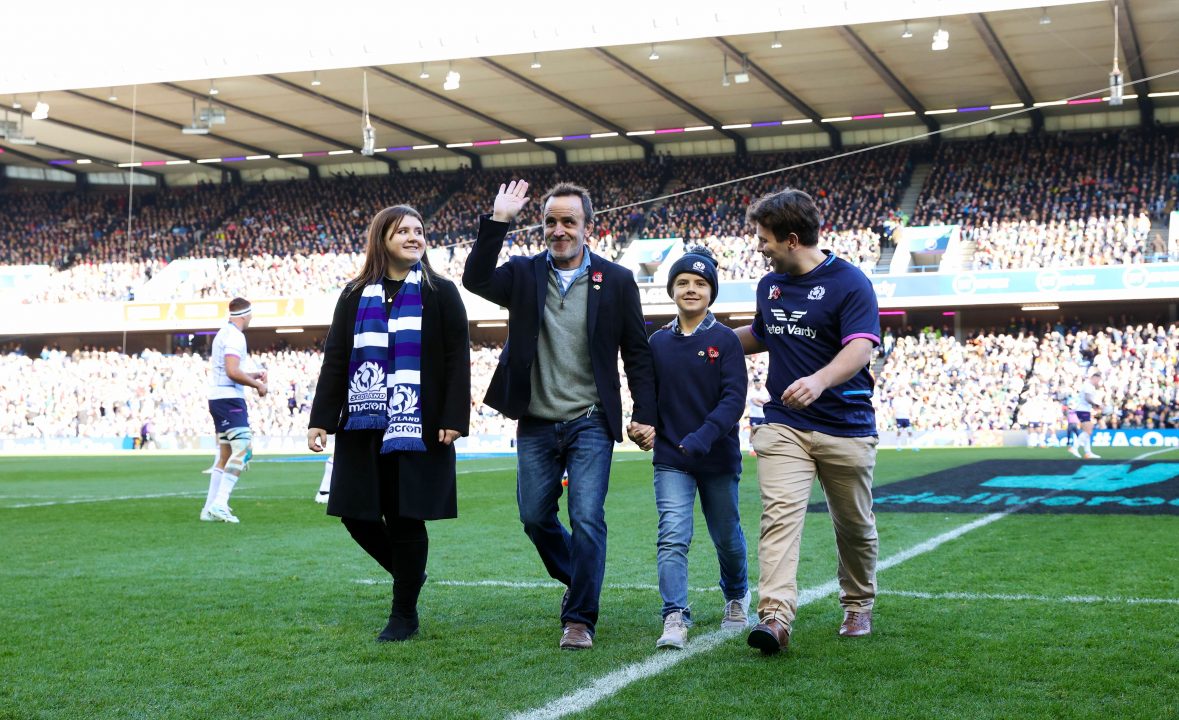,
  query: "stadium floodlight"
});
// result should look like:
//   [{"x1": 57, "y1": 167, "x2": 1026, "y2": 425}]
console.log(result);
[
  {"x1": 182, "y1": 97, "x2": 213, "y2": 135},
  {"x1": 734, "y1": 55, "x2": 750, "y2": 84},
  {"x1": 931, "y1": 21, "x2": 949, "y2": 51},
  {"x1": 31, "y1": 95, "x2": 49, "y2": 120},
  {"x1": 443, "y1": 64, "x2": 460, "y2": 91},
  {"x1": 198, "y1": 107, "x2": 226, "y2": 125},
  {"x1": 2, "y1": 112, "x2": 36, "y2": 144}
]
